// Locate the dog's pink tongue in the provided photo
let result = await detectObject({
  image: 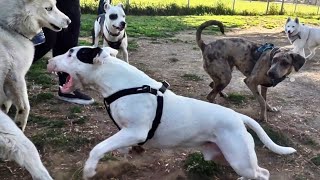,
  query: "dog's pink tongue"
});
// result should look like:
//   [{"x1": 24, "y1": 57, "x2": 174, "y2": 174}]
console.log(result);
[{"x1": 60, "y1": 76, "x2": 73, "y2": 93}]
